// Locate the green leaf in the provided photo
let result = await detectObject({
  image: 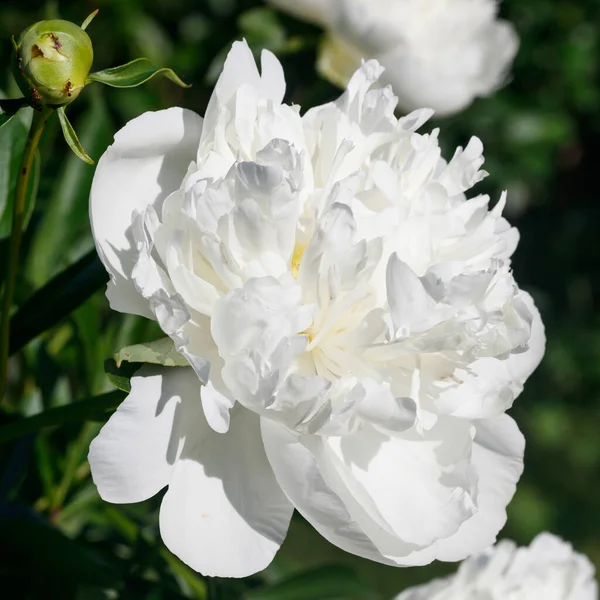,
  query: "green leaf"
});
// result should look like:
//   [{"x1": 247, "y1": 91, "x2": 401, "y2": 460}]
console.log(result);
[
  {"x1": 245, "y1": 566, "x2": 377, "y2": 600},
  {"x1": 104, "y1": 358, "x2": 139, "y2": 393},
  {"x1": 114, "y1": 337, "x2": 189, "y2": 368},
  {"x1": 56, "y1": 106, "x2": 95, "y2": 165},
  {"x1": 0, "y1": 113, "x2": 41, "y2": 239},
  {"x1": 0, "y1": 112, "x2": 13, "y2": 129},
  {"x1": 104, "y1": 337, "x2": 188, "y2": 393},
  {"x1": 86, "y1": 58, "x2": 190, "y2": 89},
  {"x1": 0, "y1": 97, "x2": 28, "y2": 129},
  {"x1": 0, "y1": 390, "x2": 124, "y2": 444},
  {"x1": 27, "y1": 93, "x2": 113, "y2": 286},
  {"x1": 9, "y1": 250, "x2": 108, "y2": 355}
]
